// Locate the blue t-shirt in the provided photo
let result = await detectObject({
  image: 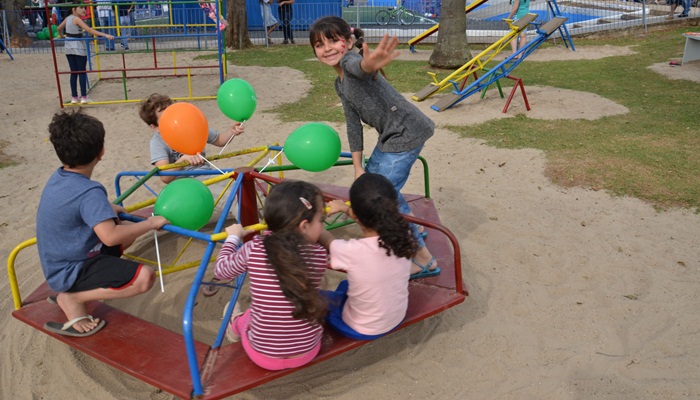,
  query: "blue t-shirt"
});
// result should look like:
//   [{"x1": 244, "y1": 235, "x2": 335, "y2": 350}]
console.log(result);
[{"x1": 36, "y1": 168, "x2": 117, "y2": 292}]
